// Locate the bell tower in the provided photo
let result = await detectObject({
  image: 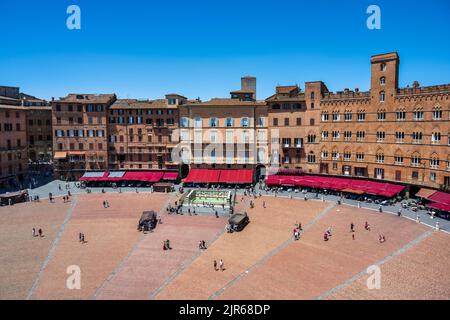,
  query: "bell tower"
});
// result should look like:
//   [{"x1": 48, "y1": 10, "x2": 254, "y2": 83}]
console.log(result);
[{"x1": 370, "y1": 52, "x2": 400, "y2": 104}]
